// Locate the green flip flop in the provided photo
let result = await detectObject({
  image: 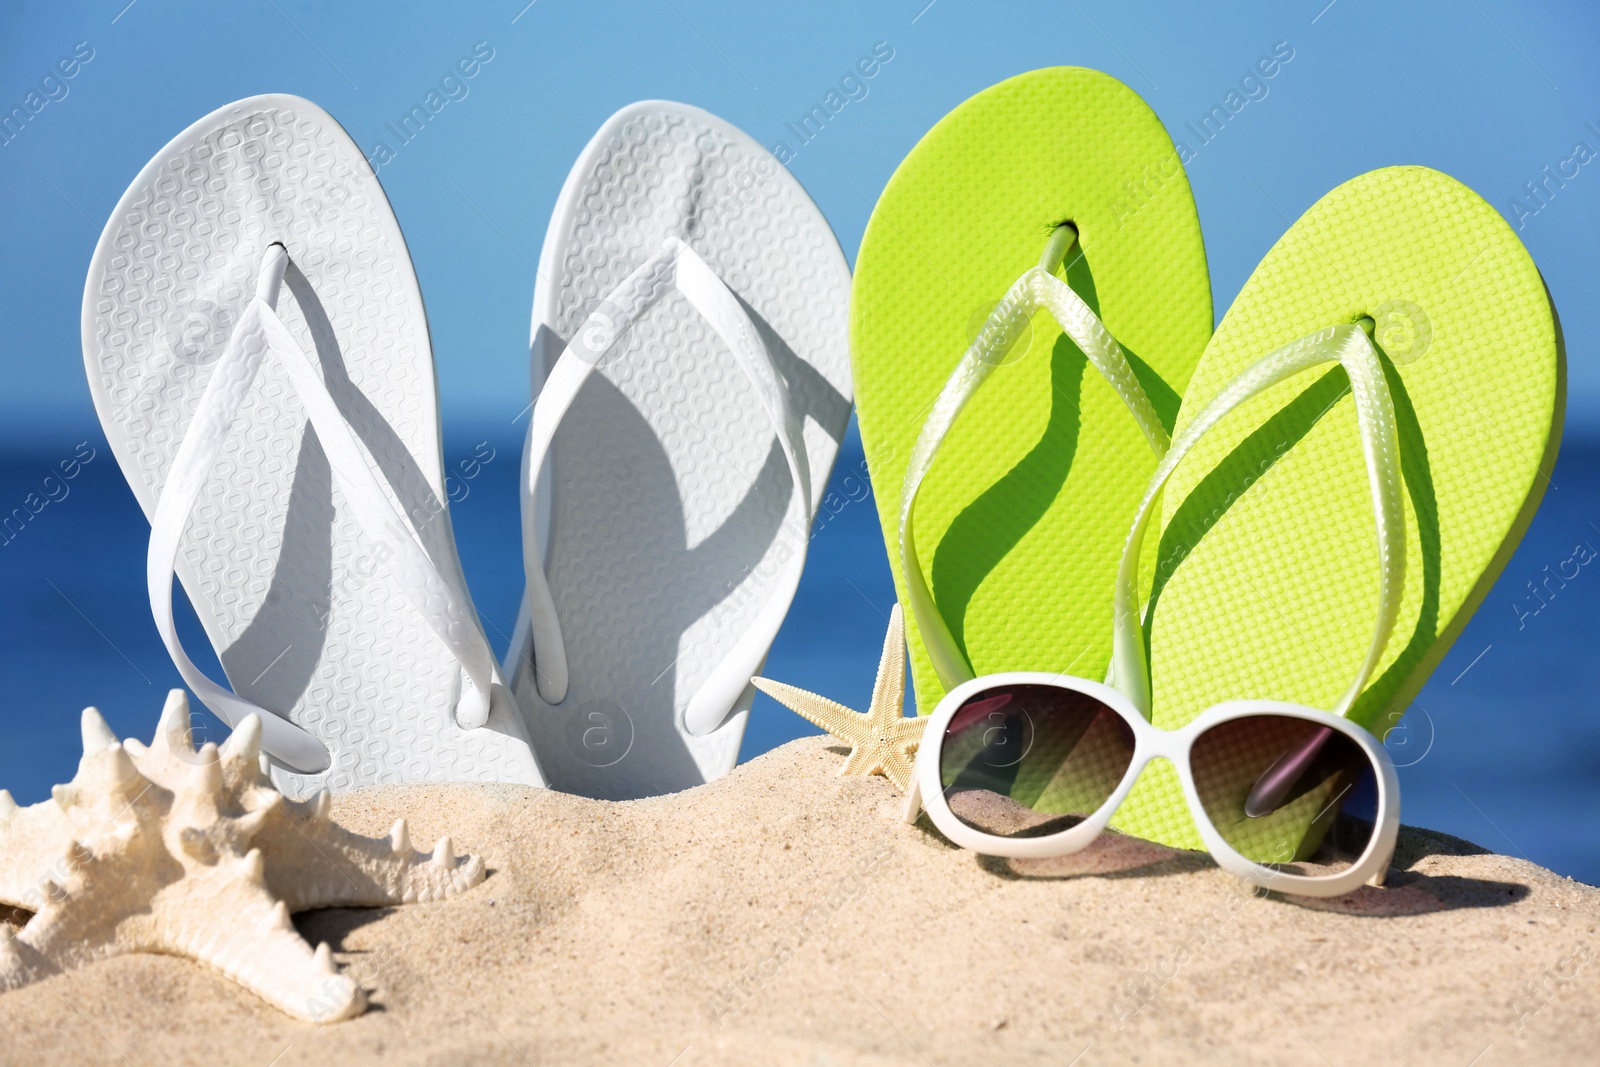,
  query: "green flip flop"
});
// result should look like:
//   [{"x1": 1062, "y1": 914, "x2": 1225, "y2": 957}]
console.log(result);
[
  {"x1": 852, "y1": 67, "x2": 1213, "y2": 713},
  {"x1": 1111, "y1": 166, "x2": 1564, "y2": 852}
]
